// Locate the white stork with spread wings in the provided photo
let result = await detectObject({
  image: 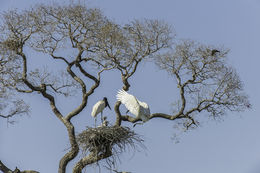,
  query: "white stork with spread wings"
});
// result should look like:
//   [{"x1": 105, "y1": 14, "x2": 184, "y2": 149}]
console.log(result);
[{"x1": 116, "y1": 89, "x2": 150, "y2": 123}]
